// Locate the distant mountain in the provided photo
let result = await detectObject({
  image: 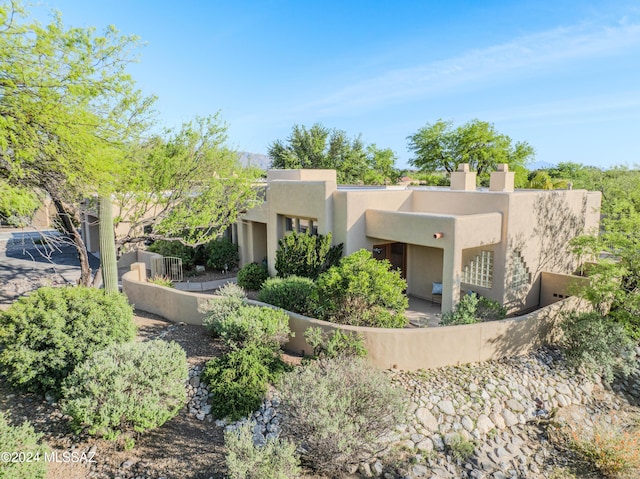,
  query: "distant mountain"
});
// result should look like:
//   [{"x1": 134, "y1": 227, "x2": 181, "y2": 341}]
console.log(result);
[
  {"x1": 238, "y1": 152, "x2": 270, "y2": 170},
  {"x1": 528, "y1": 161, "x2": 556, "y2": 171}
]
